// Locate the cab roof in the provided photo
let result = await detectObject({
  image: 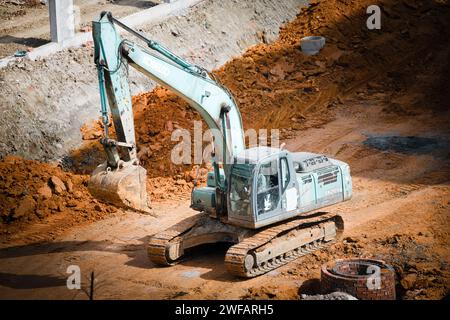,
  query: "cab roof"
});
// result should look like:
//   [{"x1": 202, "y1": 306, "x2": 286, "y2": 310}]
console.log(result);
[{"x1": 235, "y1": 147, "x2": 282, "y2": 164}]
